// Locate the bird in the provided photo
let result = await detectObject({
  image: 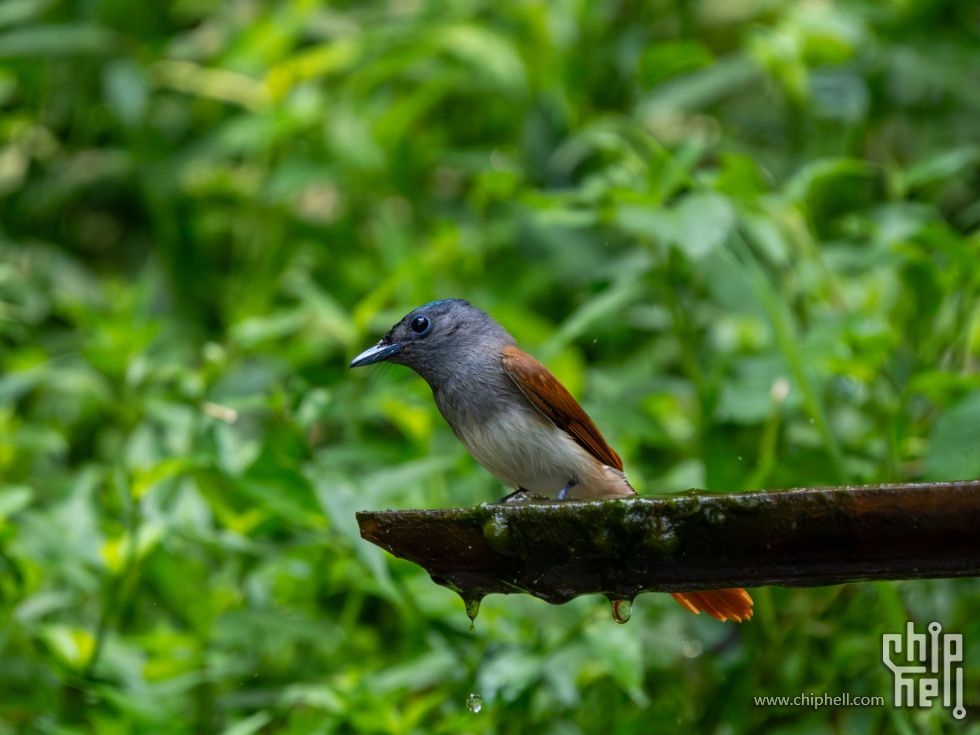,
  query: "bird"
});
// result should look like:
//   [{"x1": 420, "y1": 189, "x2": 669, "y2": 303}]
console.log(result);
[{"x1": 349, "y1": 299, "x2": 753, "y2": 622}]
